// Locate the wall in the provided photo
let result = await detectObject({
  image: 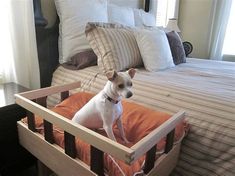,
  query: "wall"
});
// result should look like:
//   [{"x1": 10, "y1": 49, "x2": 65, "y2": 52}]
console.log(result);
[{"x1": 178, "y1": 0, "x2": 216, "y2": 59}]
